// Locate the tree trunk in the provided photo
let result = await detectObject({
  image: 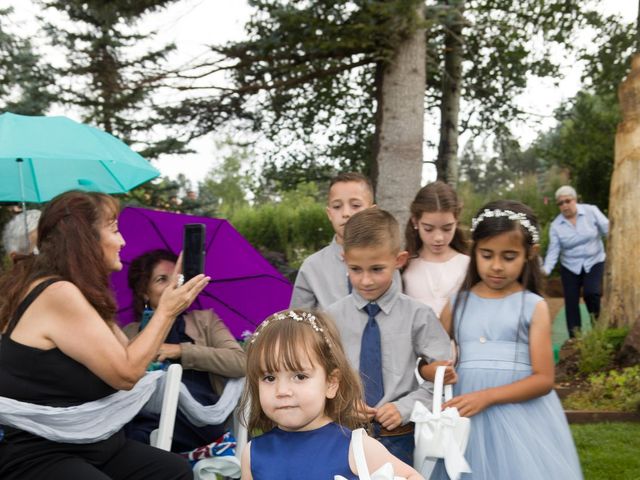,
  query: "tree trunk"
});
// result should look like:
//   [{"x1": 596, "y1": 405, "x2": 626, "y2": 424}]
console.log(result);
[
  {"x1": 617, "y1": 318, "x2": 640, "y2": 366},
  {"x1": 603, "y1": 53, "x2": 640, "y2": 331},
  {"x1": 436, "y1": 0, "x2": 465, "y2": 185},
  {"x1": 373, "y1": 6, "x2": 426, "y2": 231}
]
